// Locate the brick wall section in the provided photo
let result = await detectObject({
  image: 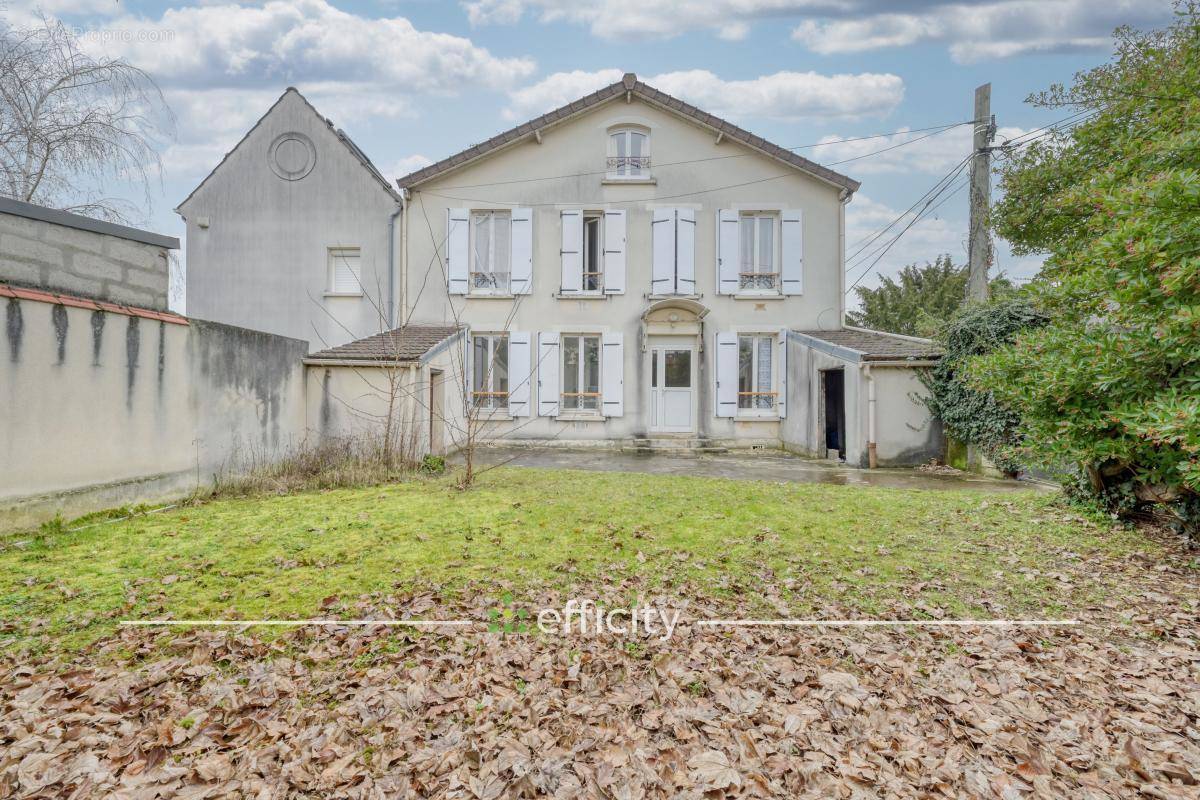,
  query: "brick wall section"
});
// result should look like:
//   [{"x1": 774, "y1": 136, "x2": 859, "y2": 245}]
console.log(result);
[{"x1": 0, "y1": 211, "x2": 171, "y2": 311}]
